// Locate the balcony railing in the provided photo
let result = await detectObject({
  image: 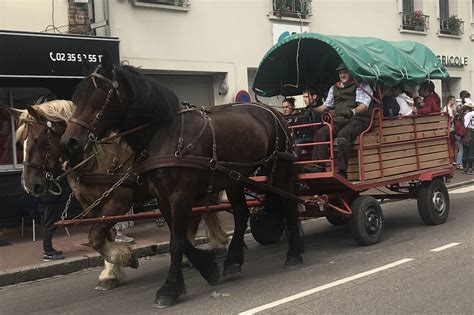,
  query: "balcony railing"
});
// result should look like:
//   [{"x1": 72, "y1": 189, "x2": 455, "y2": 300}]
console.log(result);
[
  {"x1": 401, "y1": 11, "x2": 429, "y2": 32},
  {"x1": 439, "y1": 17, "x2": 464, "y2": 36},
  {"x1": 272, "y1": 0, "x2": 312, "y2": 19}
]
